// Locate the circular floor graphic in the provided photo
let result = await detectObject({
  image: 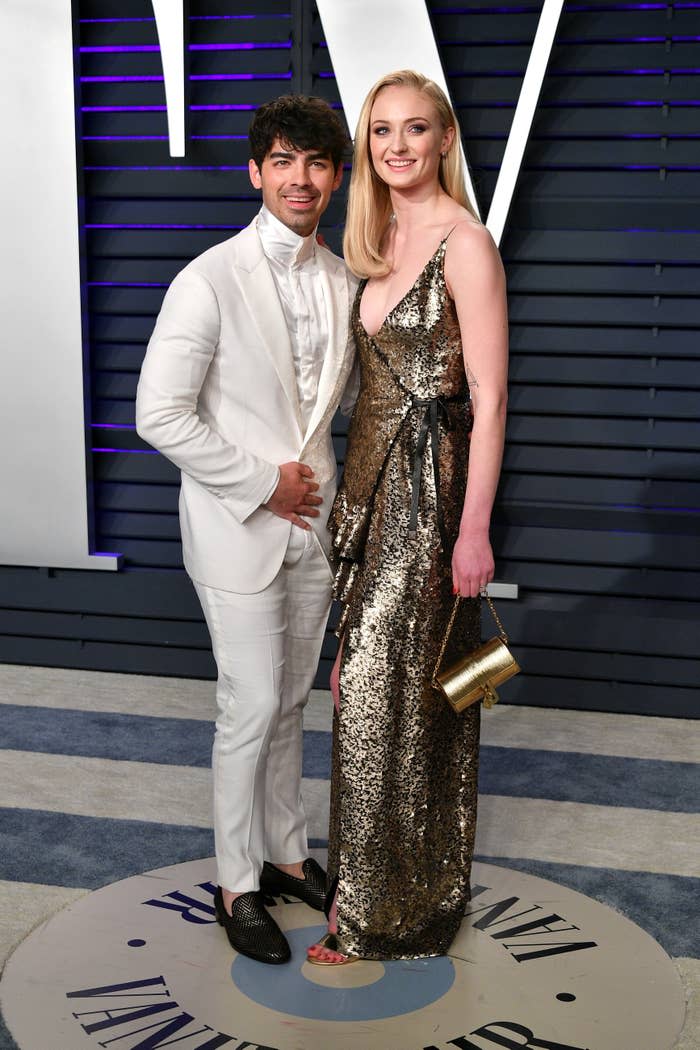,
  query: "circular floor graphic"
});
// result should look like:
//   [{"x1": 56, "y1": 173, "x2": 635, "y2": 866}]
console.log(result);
[{"x1": 0, "y1": 858, "x2": 685, "y2": 1050}]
